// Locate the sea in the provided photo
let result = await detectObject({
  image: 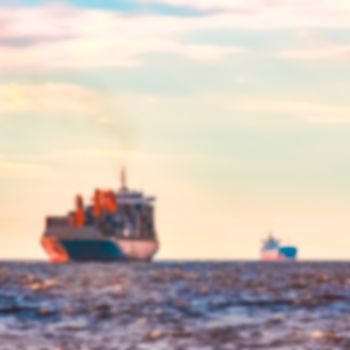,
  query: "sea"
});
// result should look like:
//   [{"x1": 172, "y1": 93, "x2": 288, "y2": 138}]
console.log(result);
[{"x1": 0, "y1": 261, "x2": 349, "y2": 350}]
